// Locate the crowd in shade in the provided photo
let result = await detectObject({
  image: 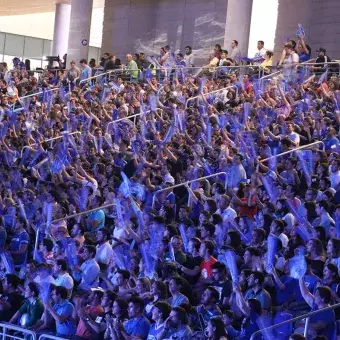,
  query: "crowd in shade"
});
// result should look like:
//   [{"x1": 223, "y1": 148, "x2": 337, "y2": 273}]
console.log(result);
[{"x1": 0, "y1": 24, "x2": 339, "y2": 340}]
